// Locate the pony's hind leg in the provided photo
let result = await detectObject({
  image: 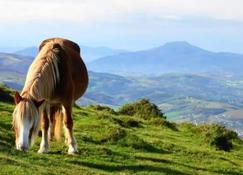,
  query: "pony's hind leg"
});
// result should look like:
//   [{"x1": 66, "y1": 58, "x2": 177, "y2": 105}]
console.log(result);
[
  {"x1": 48, "y1": 106, "x2": 58, "y2": 141},
  {"x1": 62, "y1": 104, "x2": 78, "y2": 154},
  {"x1": 38, "y1": 107, "x2": 49, "y2": 153}
]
